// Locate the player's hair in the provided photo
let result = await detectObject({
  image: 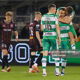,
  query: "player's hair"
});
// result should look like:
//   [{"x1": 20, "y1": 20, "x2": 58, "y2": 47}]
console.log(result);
[
  {"x1": 60, "y1": 8, "x2": 66, "y2": 11},
  {"x1": 5, "y1": 11, "x2": 13, "y2": 17},
  {"x1": 48, "y1": 4, "x2": 56, "y2": 10},
  {"x1": 35, "y1": 11, "x2": 41, "y2": 16},
  {"x1": 66, "y1": 6, "x2": 73, "y2": 15}
]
